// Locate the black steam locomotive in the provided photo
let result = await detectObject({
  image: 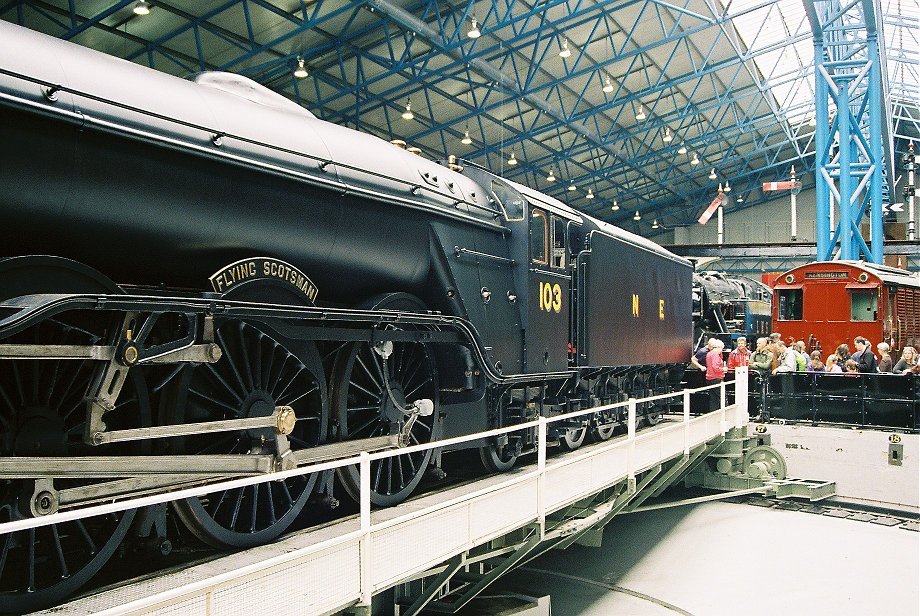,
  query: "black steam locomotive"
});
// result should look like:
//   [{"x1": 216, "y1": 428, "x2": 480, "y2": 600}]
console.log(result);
[{"x1": 0, "y1": 22, "x2": 691, "y2": 610}]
